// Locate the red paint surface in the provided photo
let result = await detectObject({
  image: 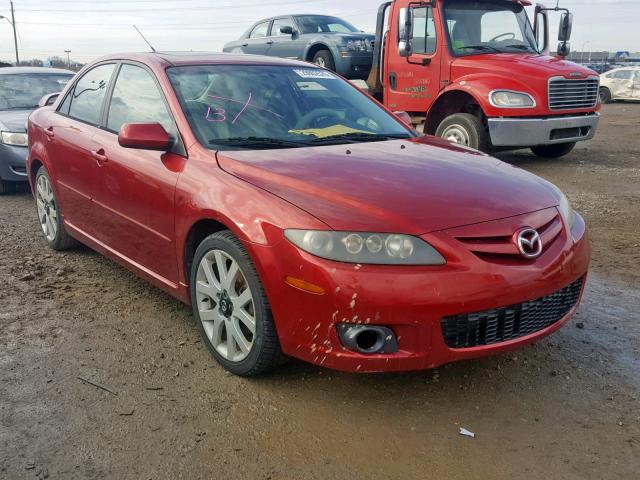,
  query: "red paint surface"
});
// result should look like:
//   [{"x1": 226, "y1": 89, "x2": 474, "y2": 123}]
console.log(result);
[{"x1": 27, "y1": 53, "x2": 590, "y2": 372}]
